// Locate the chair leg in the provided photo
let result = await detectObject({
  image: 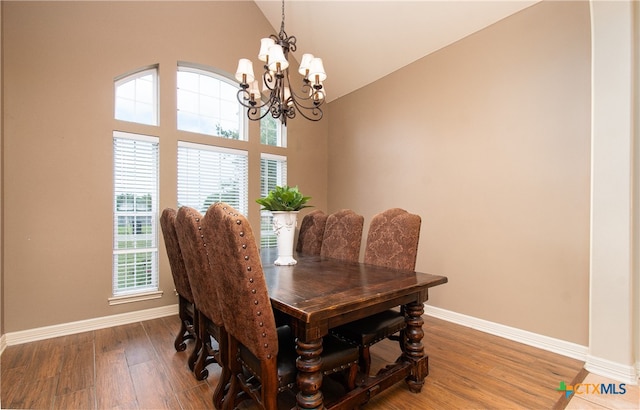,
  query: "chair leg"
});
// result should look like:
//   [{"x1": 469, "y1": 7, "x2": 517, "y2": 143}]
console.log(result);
[
  {"x1": 174, "y1": 296, "x2": 194, "y2": 351},
  {"x1": 194, "y1": 314, "x2": 217, "y2": 380},
  {"x1": 193, "y1": 336, "x2": 210, "y2": 379},
  {"x1": 398, "y1": 329, "x2": 406, "y2": 353},
  {"x1": 213, "y1": 328, "x2": 231, "y2": 410},
  {"x1": 221, "y1": 375, "x2": 239, "y2": 410},
  {"x1": 360, "y1": 346, "x2": 372, "y2": 377},
  {"x1": 347, "y1": 363, "x2": 358, "y2": 390},
  {"x1": 188, "y1": 309, "x2": 201, "y2": 371},
  {"x1": 260, "y1": 359, "x2": 280, "y2": 410},
  {"x1": 221, "y1": 337, "x2": 242, "y2": 410},
  {"x1": 388, "y1": 330, "x2": 407, "y2": 353}
]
